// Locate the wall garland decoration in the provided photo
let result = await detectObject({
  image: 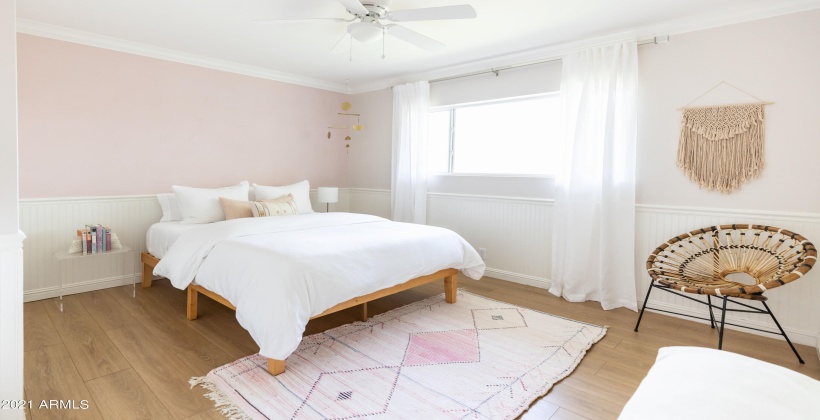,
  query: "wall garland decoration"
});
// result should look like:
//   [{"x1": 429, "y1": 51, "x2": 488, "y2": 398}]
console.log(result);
[{"x1": 677, "y1": 102, "x2": 766, "y2": 194}]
